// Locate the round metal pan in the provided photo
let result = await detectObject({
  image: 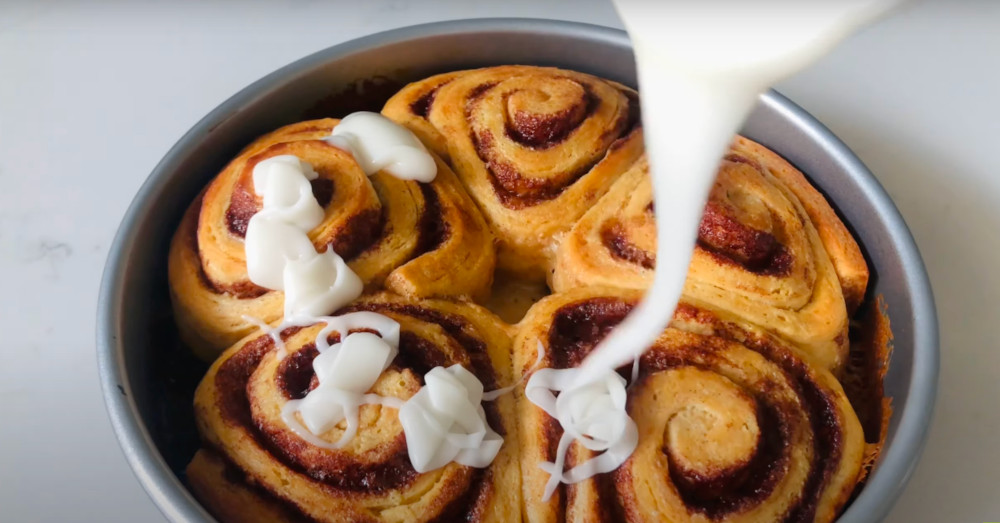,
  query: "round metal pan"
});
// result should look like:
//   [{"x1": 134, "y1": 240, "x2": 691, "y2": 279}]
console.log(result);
[{"x1": 97, "y1": 18, "x2": 938, "y2": 523}]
